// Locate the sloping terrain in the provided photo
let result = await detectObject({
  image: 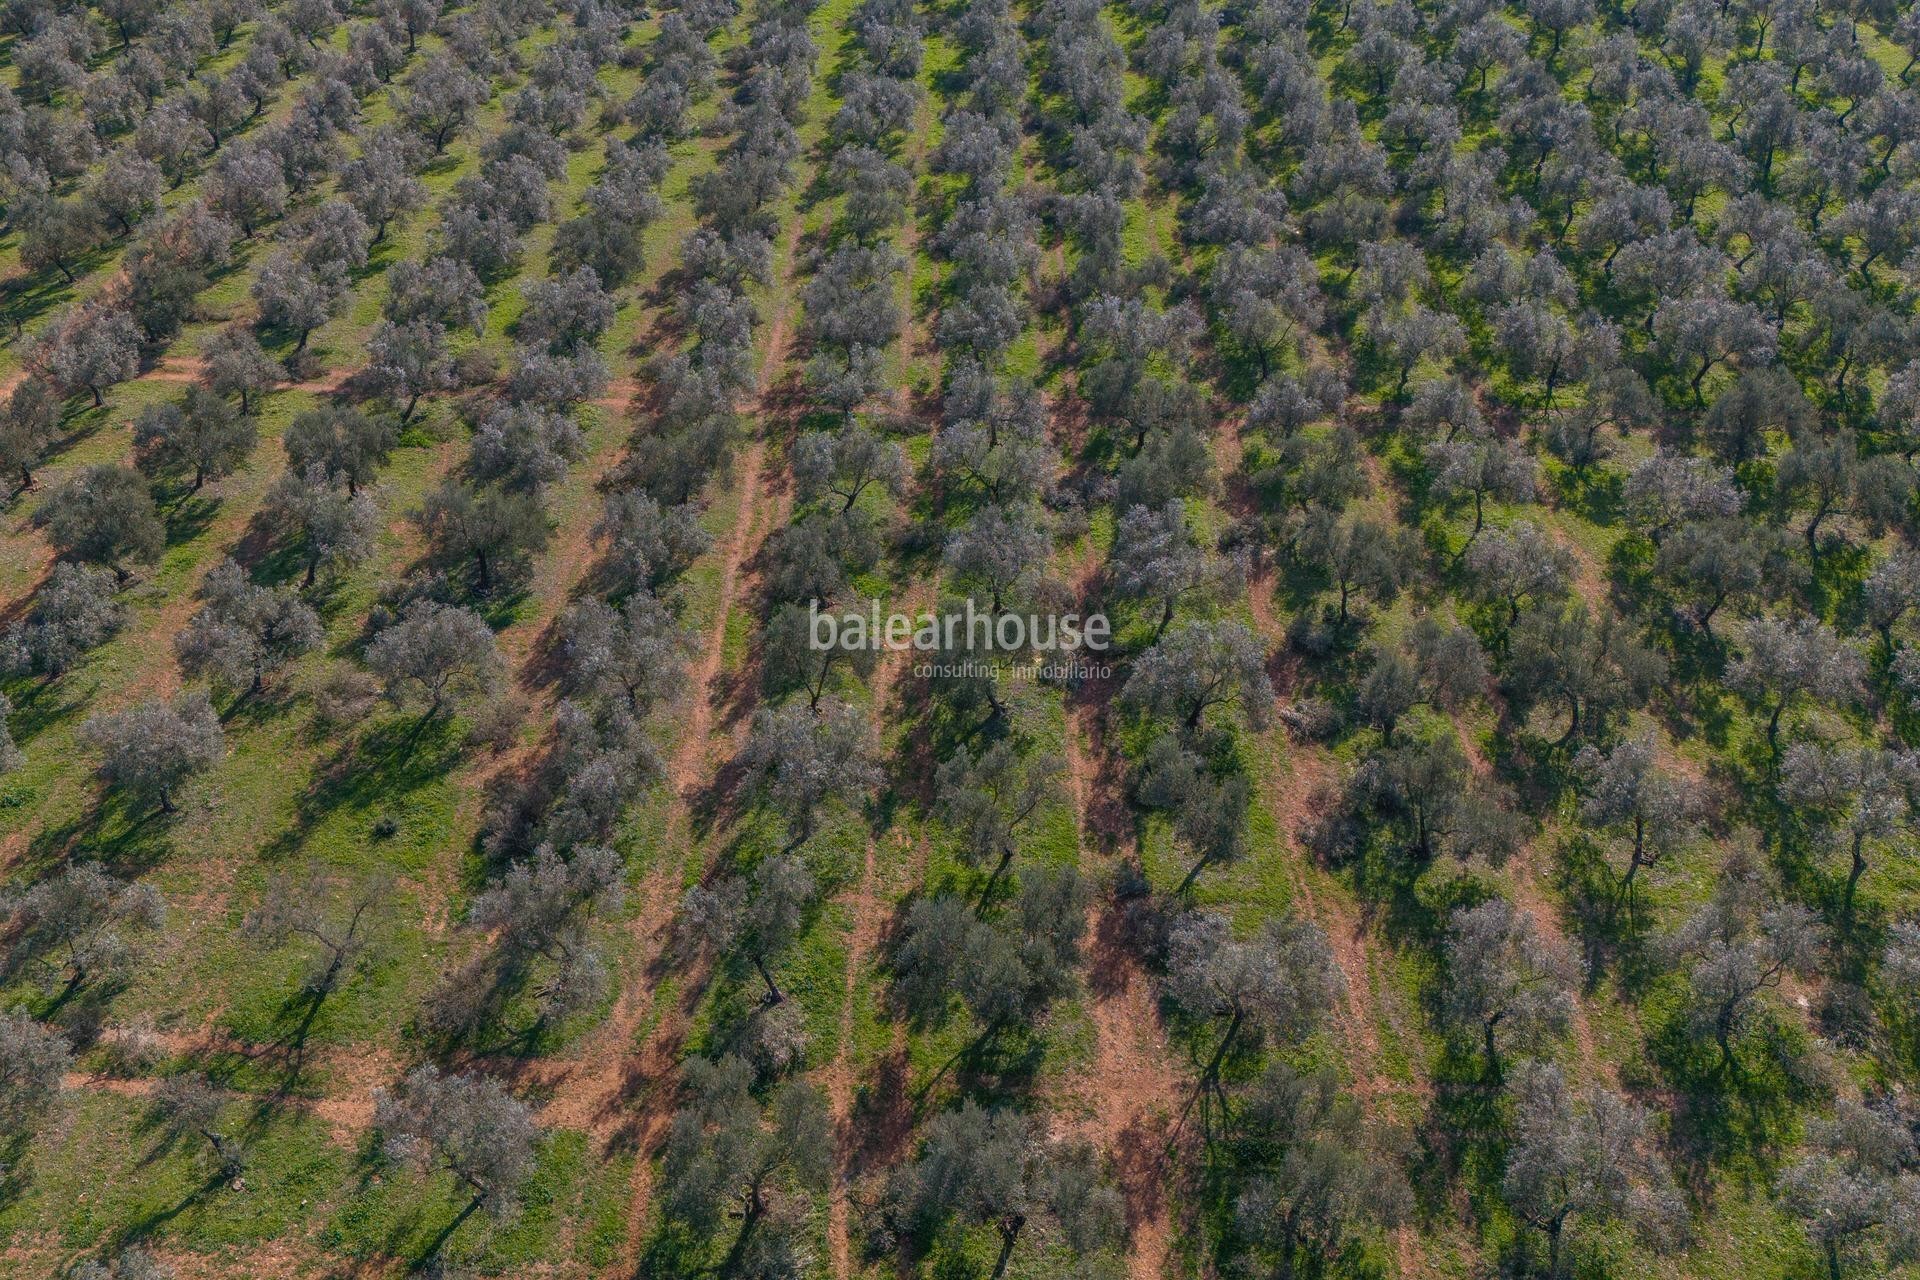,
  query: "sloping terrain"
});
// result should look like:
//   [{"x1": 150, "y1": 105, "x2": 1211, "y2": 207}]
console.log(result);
[{"x1": 1, "y1": 0, "x2": 1919, "y2": 1277}]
